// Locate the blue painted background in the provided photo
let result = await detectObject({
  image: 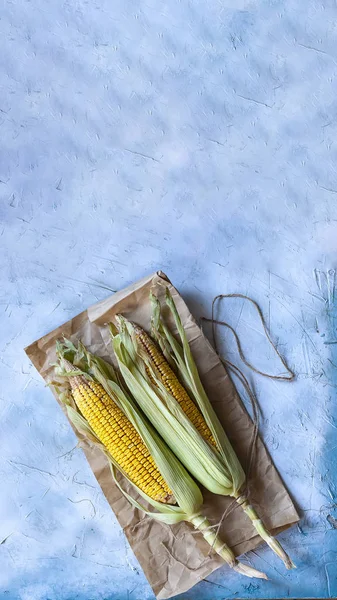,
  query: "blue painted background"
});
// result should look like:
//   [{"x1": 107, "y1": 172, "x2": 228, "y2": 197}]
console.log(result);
[{"x1": 1, "y1": 0, "x2": 337, "y2": 598}]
